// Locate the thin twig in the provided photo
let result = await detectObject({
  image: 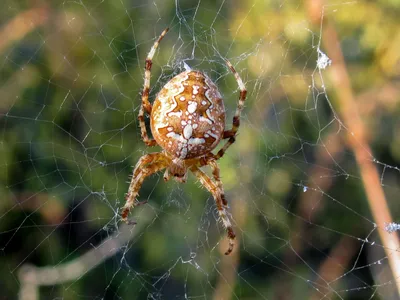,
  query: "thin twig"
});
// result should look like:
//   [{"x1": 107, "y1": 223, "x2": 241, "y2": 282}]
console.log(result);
[
  {"x1": 310, "y1": 237, "x2": 359, "y2": 300},
  {"x1": 306, "y1": 0, "x2": 400, "y2": 295},
  {"x1": 18, "y1": 208, "x2": 155, "y2": 300},
  {"x1": 0, "y1": 6, "x2": 49, "y2": 55}
]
